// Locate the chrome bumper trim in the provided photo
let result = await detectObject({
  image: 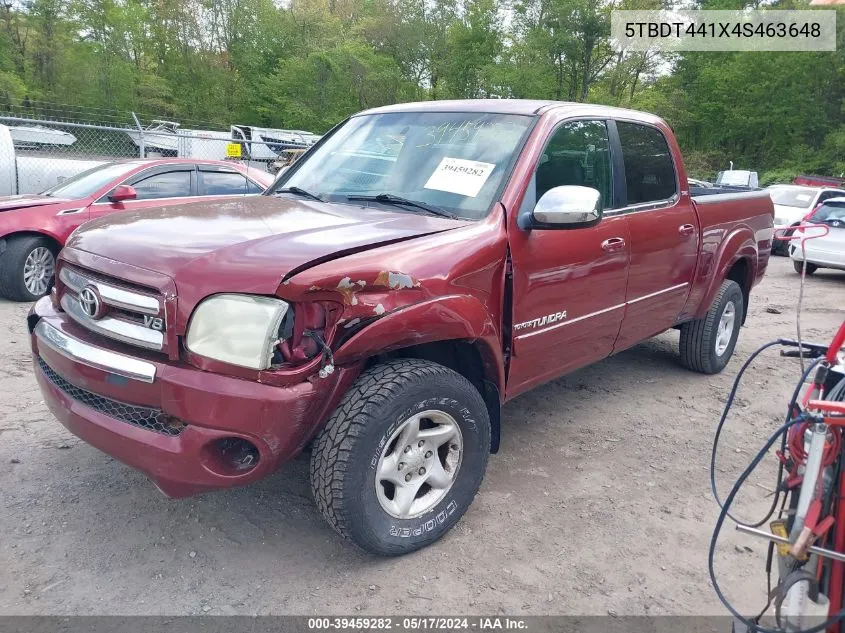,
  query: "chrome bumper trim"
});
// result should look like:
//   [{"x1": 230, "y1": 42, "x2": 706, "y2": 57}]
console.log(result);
[
  {"x1": 60, "y1": 267, "x2": 160, "y2": 316},
  {"x1": 61, "y1": 293, "x2": 164, "y2": 351},
  {"x1": 34, "y1": 320, "x2": 156, "y2": 384}
]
